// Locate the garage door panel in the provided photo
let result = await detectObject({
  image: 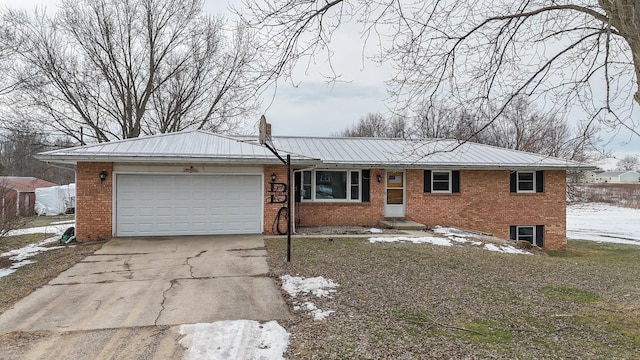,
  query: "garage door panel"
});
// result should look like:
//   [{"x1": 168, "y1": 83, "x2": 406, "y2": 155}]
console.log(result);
[{"x1": 116, "y1": 174, "x2": 262, "y2": 236}]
